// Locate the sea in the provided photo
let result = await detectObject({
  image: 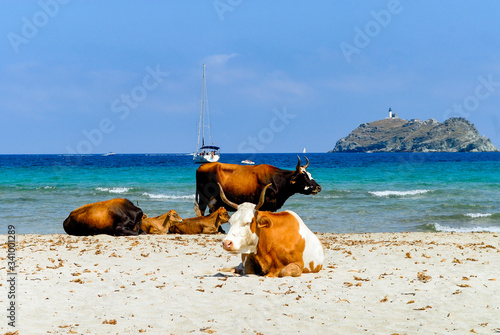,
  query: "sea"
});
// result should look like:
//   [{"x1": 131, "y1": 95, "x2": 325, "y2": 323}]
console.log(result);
[{"x1": 1, "y1": 153, "x2": 499, "y2": 235}]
